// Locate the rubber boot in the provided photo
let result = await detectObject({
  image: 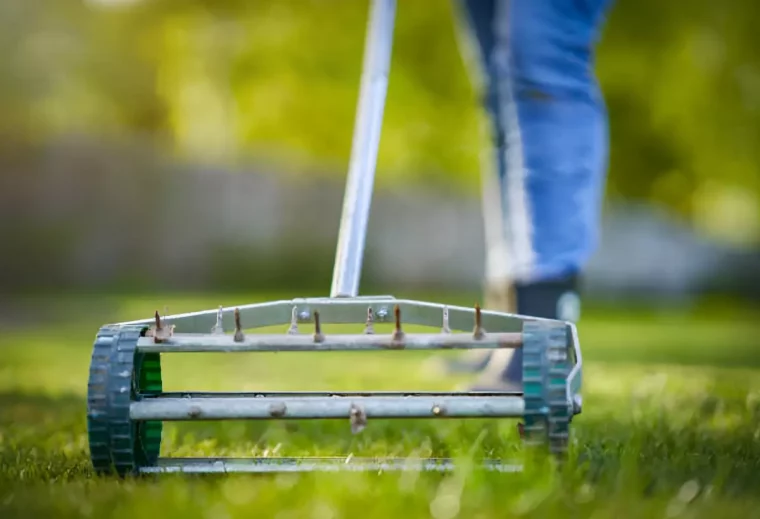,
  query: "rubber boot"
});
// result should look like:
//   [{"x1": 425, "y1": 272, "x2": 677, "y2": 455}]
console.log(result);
[{"x1": 471, "y1": 274, "x2": 581, "y2": 391}]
